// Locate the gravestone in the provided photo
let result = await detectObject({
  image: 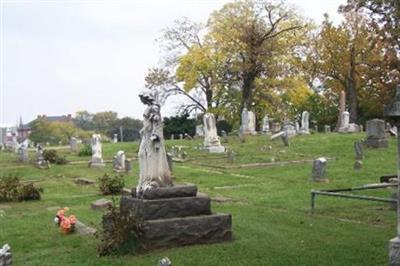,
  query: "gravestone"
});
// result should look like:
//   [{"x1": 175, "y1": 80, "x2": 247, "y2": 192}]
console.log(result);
[
  {"x1": 159, "y1": 257, "x2": 172, "y2": 266},
  {"x1": 282, "y1": 122, "x2": 297, "y2": 137},
  {"x1": 184, "y1": 133, "x2": 192, "y2": 140},
  {"x1": 261, "y1": 115, "x2": 270, "y2": 134},
  {"x1": 311, "y1": 157, "x2": 328, "y2": 182},
  {"x1": 338, "y1": 110, "x2": 361, "y2": 133},
  {"x1": 113, "y1": 150, "x2": 126, "y2": 172},
  {"x1": 353, "y1": 160, "x2": 362, "y2": 170},
  {"x1": 203, "y1": 113, "x2": 225, "y2": 153},
  {"x1": 125, "y1": 159, "x2": 132, "y2": 172},
  {"x1": 281, "y1": 131, "x2": 289, "y2": 147},
  {"x1": 35, "y1": 144, "x2": 50, "y2": 169},
  {"x1": 240, "y1": 108, "x2": 257, "y2": 135},
  {"x1": 70, "y1": 137, "x2": 78, "y2": 152},
  {"x1": 113, "y1": 134, "x2": 118, "y2": 143},
  {"x1": 166, "y1": 153, "x2": 173, "y2": 173},
  {"x1": 299, "y1": 111, "x2": 310, "y2": 134},
  {"x1": 17, "y1": 139, "x2": 29, "y2": 162},
  {"x1": 89, "y1": 134, "x2": 105, "y2": 168},
  {"x1": 195, "y1": 125, "x2": 204, "y2": 137},
  {"x1": 324, "y1": 125, "x2": 331, "y2": 133},
  {"x1": 0, "y1": 244, "x2": 11, "y2": 266},
  {"x1": 170, "y1": 134, "x2": 174, "y2": 140},
  {"x1": 364, "y1": 119, "x2": 388, "y2": 148},
  {"x1": 270, "y1": 122, "x2": 282, "y2": 133},
  {"x1": 227, "y1": 149, "x2": 236, "y2": 163},
  {"x1": 91, "y1": 198, "x2": 112, "y2": 210},
  {"x1": 179, "y1": 134, "x2": 183, "y2": 140},
  {"x1": 354, "y1": 141, "x2": 363, "y2": 160}
]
